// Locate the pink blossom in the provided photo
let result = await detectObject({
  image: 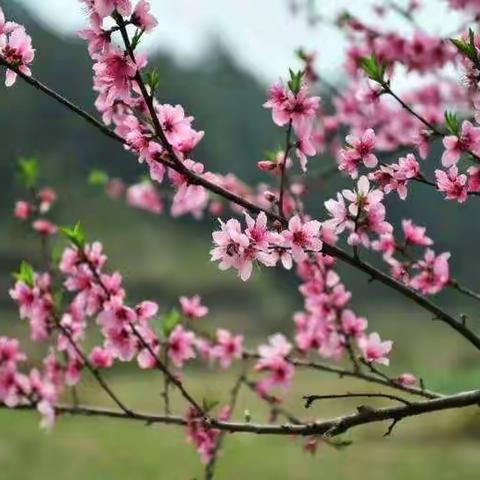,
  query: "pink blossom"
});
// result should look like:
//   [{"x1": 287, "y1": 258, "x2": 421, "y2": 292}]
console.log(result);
[
  {"x1": 342, "y1": 176, "x2": 384, "y2": 217},
  {"x1": 98, "y1": 300, "x2": 137, "y2": 328},
  {"x1": 410, "y1": 249, "x2": 450, "y2": 295},
  {"x1": 295, "y1": 120, "x2": 317, "y2": 172},
  {"x1": 281, "y1": 215, "x2": 322, "y2": 263},
  {"x1": 258, "y1": 334, "x2": 292, "y2": 359},
  {"x1": 244, "y1": 211, "x2": 272, "y2": 250},
  {"x1": 402, "y1": 220, "x2": 432, "y2": 246},
  {"x1": 210, "y1": 218, "x2": 250, "y2": 279},
  {"x1": 14, "y1": 201, "x2": 32, "y2": 220},
  {"x1": 255, "y1": 334, "x2": 294, "y2": 392},
  {"x1": 103, "y1": 323, "x2": 137, "y2": 361},
  {"x1": 264, "y1": 83, "x2": 320, "y2": 130},
  {"x1": 397, "y1": 153, "x2": 420, "y2": 179},
  {"x1": 0, "y1": 27, "x2": 35, "y2": 87},
  {"x1": 467, "y1": 166, "x2": 480, "y2": 192},
  {"x1": 370, "y1": 154, "x2": 419, "y2": 200},
  {"x1": 185, "y1": 407, "x2": 220, "y2": 464},
  {"x1": 136, "y1": 325, "x2": 160, "y2": 369},
  {"x1": 169, "y1": 160, "x2": 208, "y2": 218},
  {"x1": 0, "y1": 337, "x2": 26, "y2": 366},
  {"x1": 371, "y1": 233, "x2": 396, "y2": 258},
  {"x1": 78, "y1": 15, "x2": 110, "y2": 56},
  {"x1": 126, "y1": 182, "x2": 163, "y2": 214},
  {"x1": 93, "y1": 48, "x2": 141, "y2": 107},
  {"x1": 211, "y1": 329, "x2": 244, "y2": 369},
  {"x1": 0, "y1": 7, "x2": 18, "y2": 36},
  {"x1": 339, "y1": 129, "x2": 378, "y2": 178},
  {"x1": 92, "y1": 0, "x2": 132, "y2": 18},
  {"x1": 435, "y1": 166, "x2": 468, "y2": 203},
  {"x1": 89, "y1": 346, "x2": 114, "y2": 369},
  {"x1": 168, "y1": 325, "x2": 196, "y2": 368},
  {"x1": 358, "y1": 332, "x2": 393, "y2": 366},
  {"x1": 132, "y1": 1, "x2": 158, "y2": 32},
  {"x1": 179, "y1": 295, "x2": 209, "y2": 320},
  {"x1": 341, "y1": 310, "x2": 368, "y2": 338},
  {"x1": 32, "y1": 219, "x2": 58, "y2": 236},
  {"x1": 135, "y1": 301, "x2": 158, "y2": 323},
  {"x1": 442, "y1": 121, "x2": 480, "y2": 167},
  {"x1": 324, "y1": 193, "x2": 349, "y2": 233},
  {"x1": 211, "y1": 214, "x2": 277, "y2": 281},
  {"x1": 38, "y1": 187, "x2": 57, "y2": 213}
]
